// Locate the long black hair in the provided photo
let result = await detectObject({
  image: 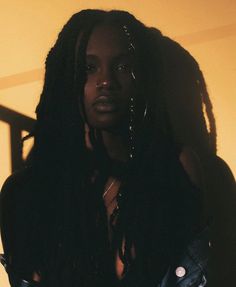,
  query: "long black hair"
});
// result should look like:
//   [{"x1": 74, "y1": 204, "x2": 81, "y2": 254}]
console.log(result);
[{"x1": 13, "y1": 9, "x2": 216, "y2": 287}]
